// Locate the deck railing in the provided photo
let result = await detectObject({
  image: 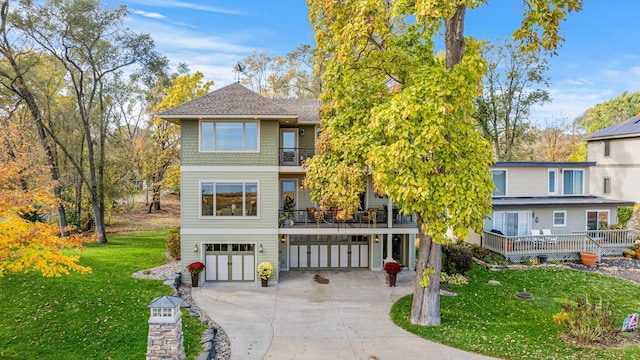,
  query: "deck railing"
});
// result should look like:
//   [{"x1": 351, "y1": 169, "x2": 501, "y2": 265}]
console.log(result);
[
  {"x1": 278, "y1": 209, "x2": 416, "y2": 228},
  {"x1": 279, "y1": 148, "x2": 316, "y2": 166},
  {"x1": 482, "y1": 229, "x2": 636, "y2": 263}
]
